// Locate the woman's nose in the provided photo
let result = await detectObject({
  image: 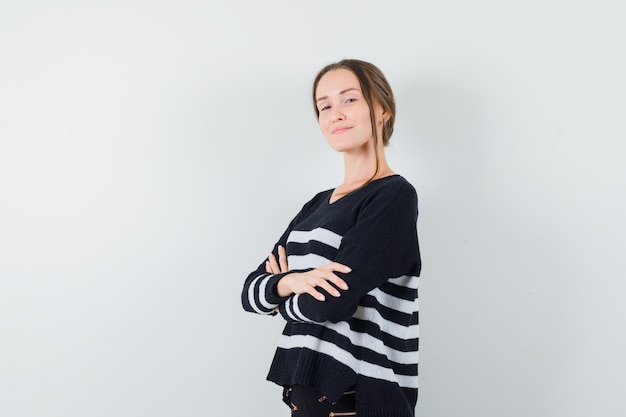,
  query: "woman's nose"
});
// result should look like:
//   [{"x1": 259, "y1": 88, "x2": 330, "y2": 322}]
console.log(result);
[{"x1": 331, "y1": 108, "x2": 345, "y2": 121}]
